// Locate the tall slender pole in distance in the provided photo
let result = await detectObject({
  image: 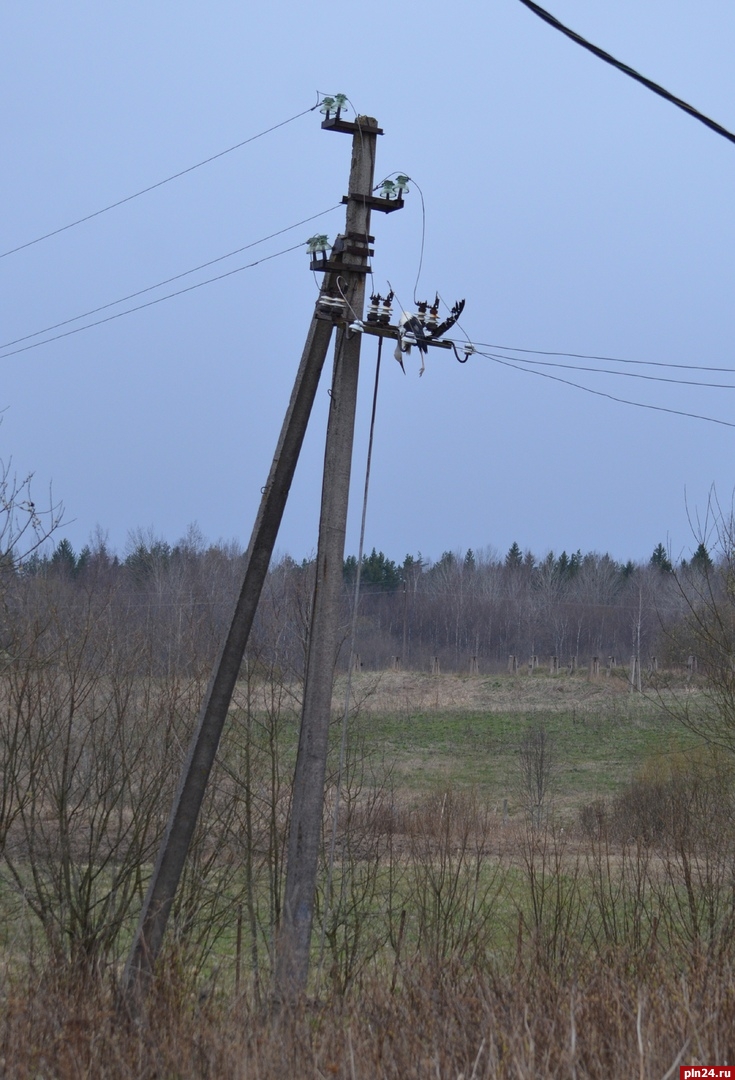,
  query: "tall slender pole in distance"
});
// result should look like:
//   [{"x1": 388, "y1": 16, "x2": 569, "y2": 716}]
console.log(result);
[
  {"x1": 123, "y1": 281, "x2": 337, "y2": 1004},
  {"x1": 277, "y1": 117, "x2": 379, "y2": 997}
]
